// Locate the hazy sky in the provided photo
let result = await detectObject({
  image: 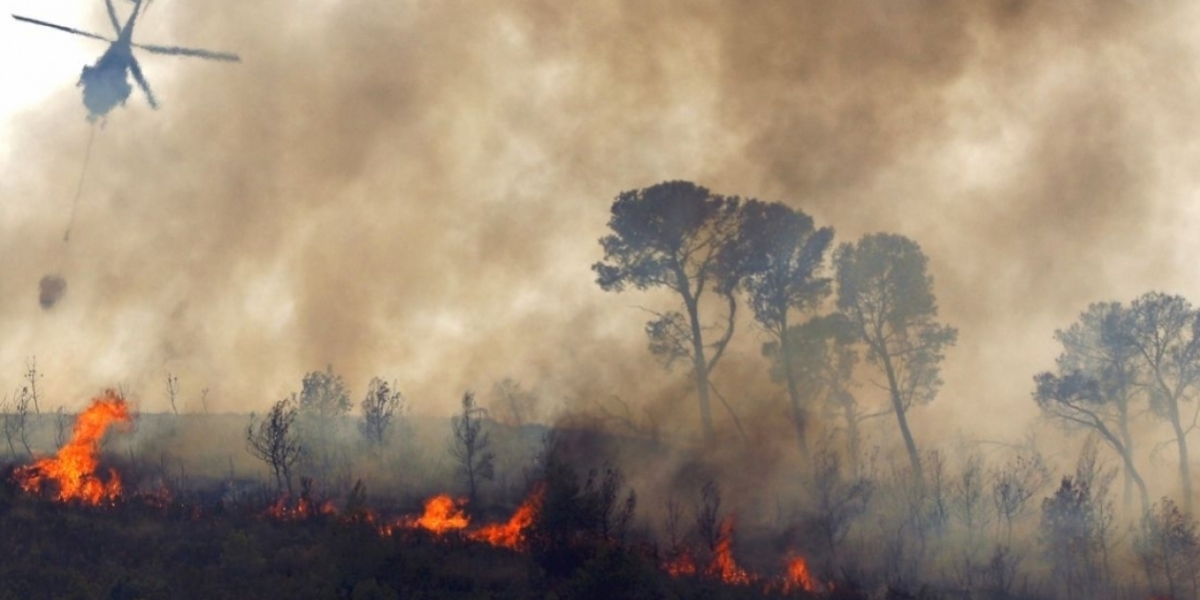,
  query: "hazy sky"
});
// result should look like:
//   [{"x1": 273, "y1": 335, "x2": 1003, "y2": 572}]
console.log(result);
[{"x1": 3, "y1": 0, "x2": 1200, "y2": 453}]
